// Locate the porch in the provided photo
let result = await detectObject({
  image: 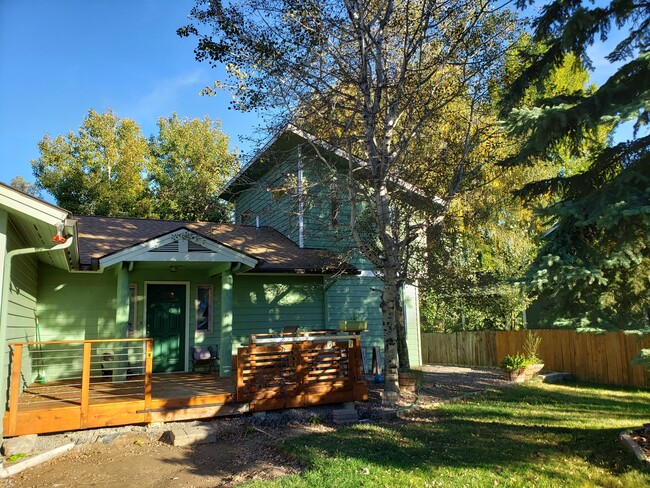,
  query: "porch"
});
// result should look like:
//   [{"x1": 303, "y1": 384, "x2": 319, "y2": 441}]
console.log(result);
[{"x1": 3, "y1": 332, "x2": 368, "y2": 437}]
